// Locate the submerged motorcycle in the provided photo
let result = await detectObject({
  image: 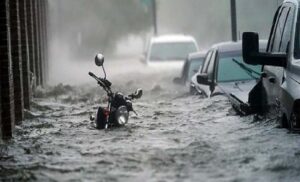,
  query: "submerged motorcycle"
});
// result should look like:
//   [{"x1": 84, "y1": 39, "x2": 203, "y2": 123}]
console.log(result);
[{"x1": 89, "y1": 53, "x2": 143, "y2": 129}]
